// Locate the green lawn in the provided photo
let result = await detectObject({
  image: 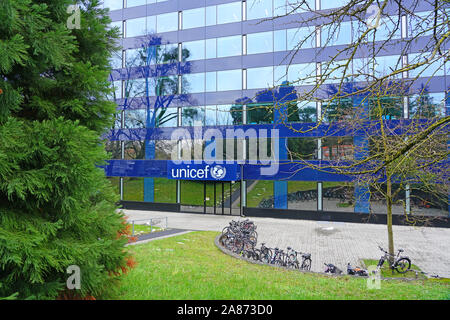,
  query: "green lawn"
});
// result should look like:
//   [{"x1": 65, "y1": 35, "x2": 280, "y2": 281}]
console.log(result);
[
  {"x1": 362, "y1": 259, "x2": 428, "y2": 280},
  {"x1": 114, "y1": 231, "x2": 450, "y2": 300},
  {"x1": 131, "y1": 224, "x2": 163, "y2": 235}
]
